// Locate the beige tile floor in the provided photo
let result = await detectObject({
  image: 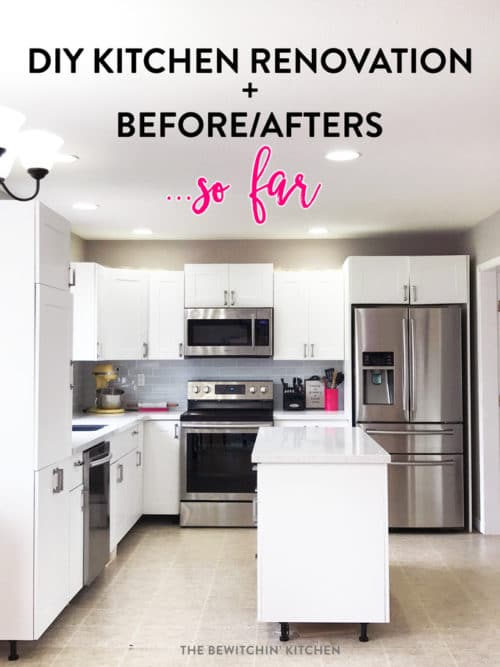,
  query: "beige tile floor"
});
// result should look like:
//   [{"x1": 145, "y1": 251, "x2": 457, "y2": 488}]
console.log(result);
[{"x1": 2, "y1": 519, "x2": 500, "y2": 666}]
